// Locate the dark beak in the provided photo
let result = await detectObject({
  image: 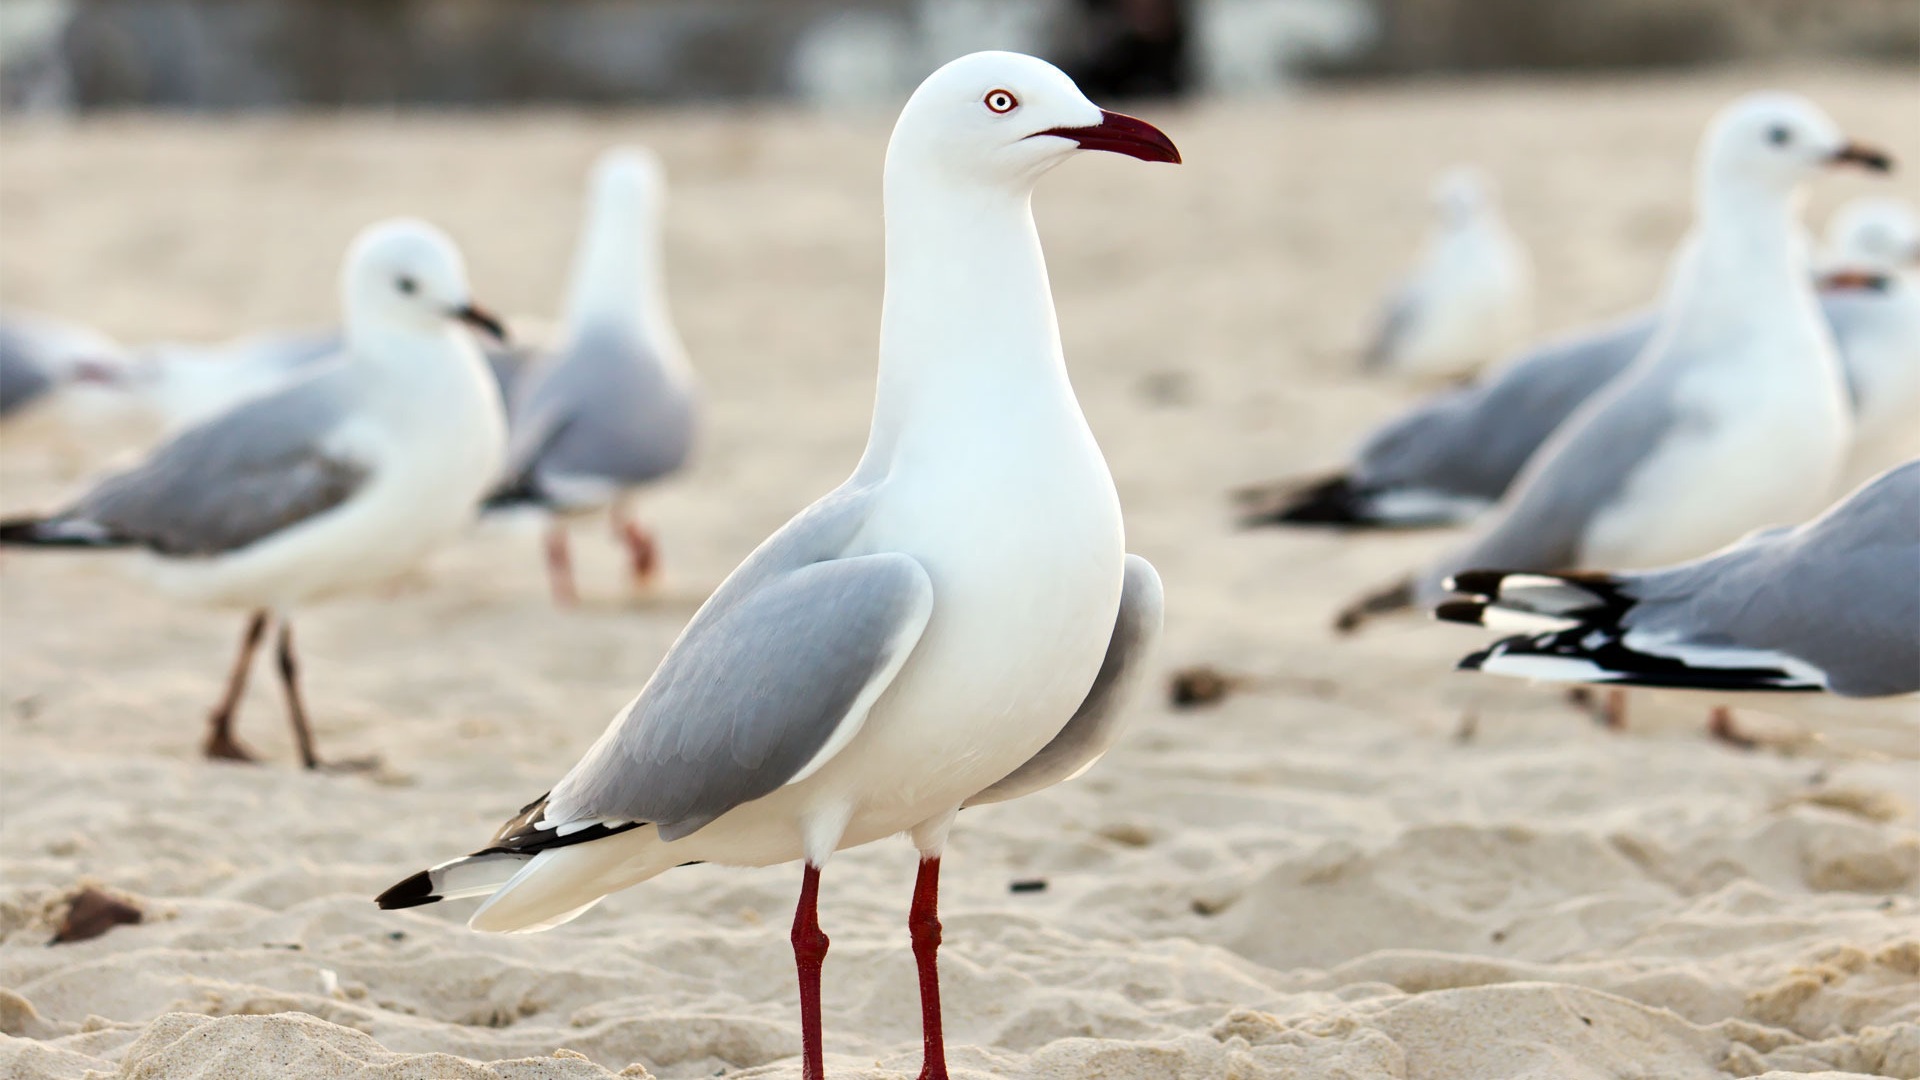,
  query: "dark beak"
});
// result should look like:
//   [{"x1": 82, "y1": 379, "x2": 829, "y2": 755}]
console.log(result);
[
  {"x1": 1029, "y1": 110, "x2": 1181, "y2": 165},
  {"x1": 453, "y1": 303, "x2": 508, "y2": 342},
  {"x1": 1816, "y1": 270, "x2": 1891, "y2": 293},
  {"x1": 1829, "y1": 141, "x2": 1894, "y2": 172}
]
